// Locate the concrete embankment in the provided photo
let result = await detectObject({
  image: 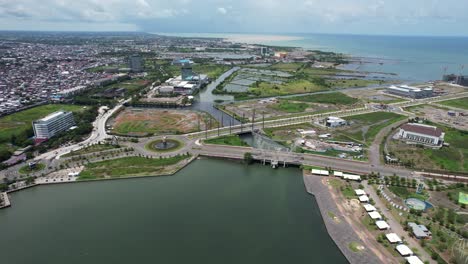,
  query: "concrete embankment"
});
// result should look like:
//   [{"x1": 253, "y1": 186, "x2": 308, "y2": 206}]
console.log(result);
[
  {"x1": 0, "y1": 192, "x2": 11, "y2": 209},
  {"x1": 303, "y1": 175, "x2": 381, "y2": 264}
]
